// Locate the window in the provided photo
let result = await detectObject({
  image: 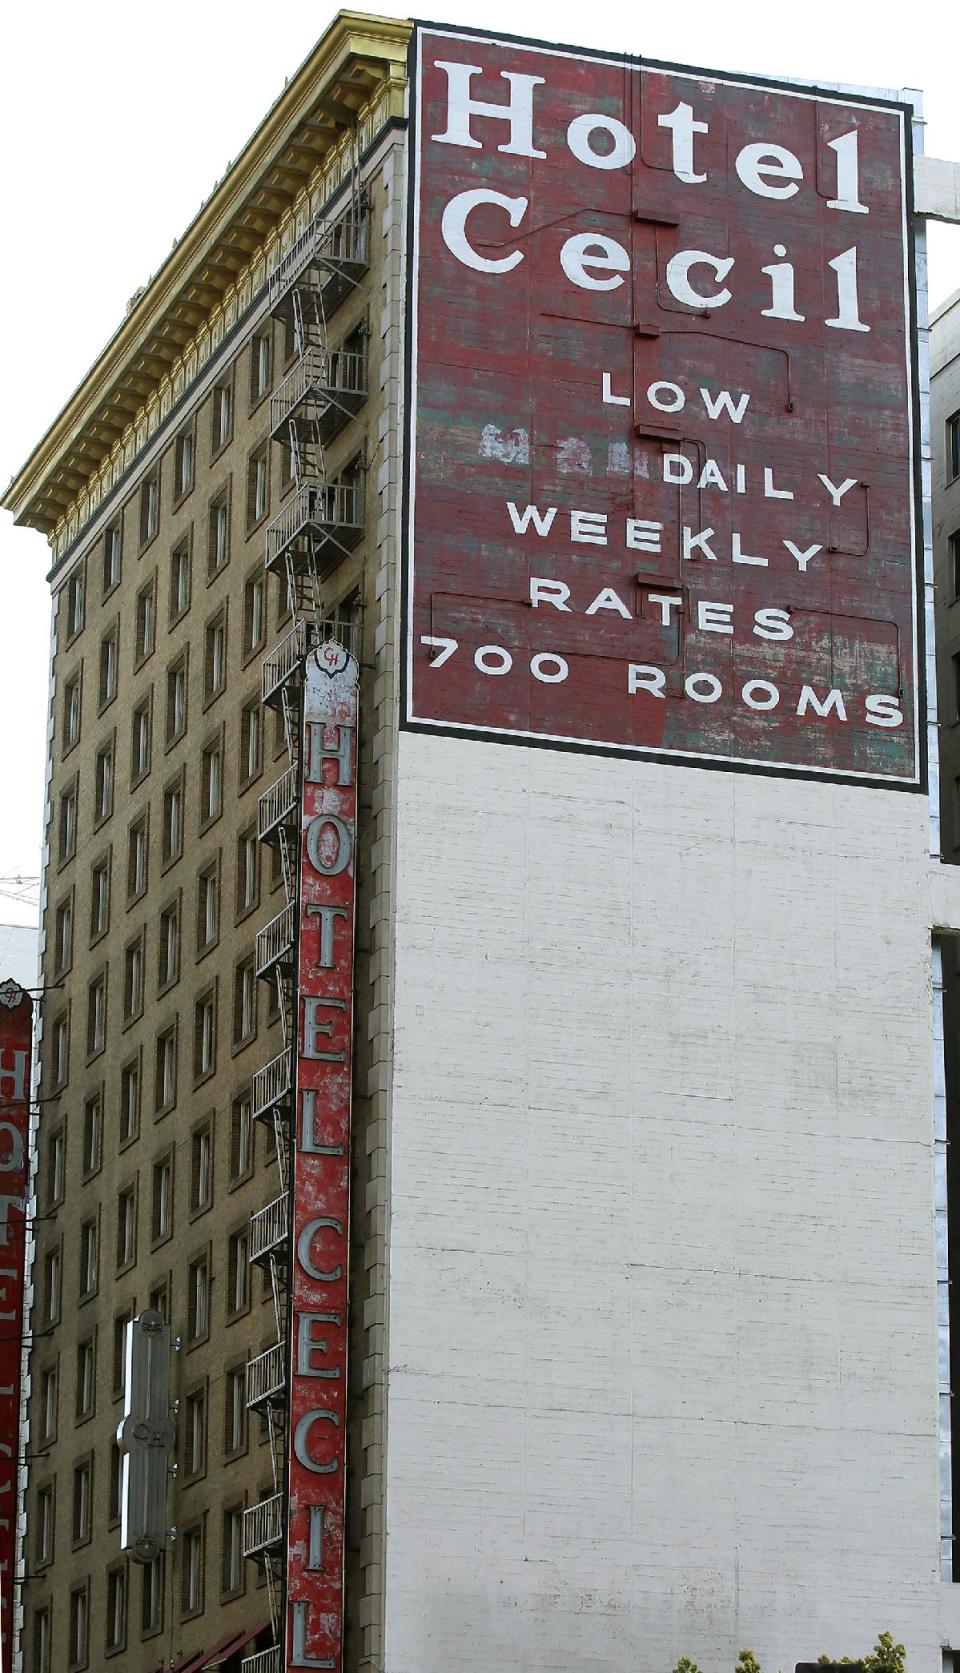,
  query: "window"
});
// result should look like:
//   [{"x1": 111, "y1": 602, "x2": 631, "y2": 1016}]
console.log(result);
[
  {"x1": 234, "y1": 959, "x2": 256, "y2": 1046},
  {"x1": 222, "y1": 1503, "x2": 244, "y2": 1596},
  {"x1": 140, "y1": 471, "x2": 159, "y2": 546},
  {"x1": 251, "y1": 329, "x2": 272, "y2": 402},
  {"x1": 170, "y1": 539, "x2": 191, "y2": 621},
  {"x1": 82, "y1": 1093, "x2": 102, "y2": 1178},
  {"x1": 124, "y1": 937, "x2": 144, "y2": 1021},
  {"x1": 187, "y1": 1254, "x2": 209, "y2": 1342},
  {"x1": 162, "y1": 776, "x2": 184, "y2": 863},
  {"x1": 166, "y1": 654, "x2": 188, "y2": 742},
  {"x1": 212, "y1": 377, "x2": 233, "y2": 452},
  {"x1": 181, "y1": 1521, "x2": 204, "y2": 1616},
  {"x1": 43, "y1": 1244, "x2": 61, "y2": 1324},
  {"x1": 230, "y1": 1092, "x2": 253, "y2": 1180},
  {"x1": 149, "y1": 1279, "x2": 170, "y2": 1323},
  {"x1": 113, "y1": 1310, "x2": 133, "y2": 1398},
  {"x1": 76, "y1": 1336, "x2": 95, "y2": 1420},
  {"x1": 47, "y1": 1127, "x2": 65, "y2": 1207},
  {"x1": 34, "y1": 1604, "x2": 52, "y2": 1673},
  {"x1": 952, "y1": 530, "x2": 960, "y2": 602},
  {"x1": 106, "y1": 1563, "x2": 127, "y2": 1653},
  {"x1": 204, "y1": 610, "x2": 227, "y2": 701},
  {"x1": 174, "y1": 427, "x2": 194, "y2": 501},
  {"x1": 191, "y1": 1121, "x2": 213, "y2": 1213},
  {"x1": 120, "y1": 1057, "x2": 140, "y2": 1143},
  {"x1": 86, "y1": 971, "x2": 106, "y2": 1057},
  {"x1": 197, "y1": 863, "x2": 219, "y2": 949},
  {"x1": 208, "y1": 493, "x2": 229, "y2": 575},
  {"x1": 224, "y1": 1364, "x2": 246, "y2": 1455},
  {"x1": 103, "y1": 521, "x2": 122, "y2": 595},
  {"x1": 194, "y1": 991, "x2": 216, "y2": 1079},
  {"x1": 79, "y1": 1218, "x2": 98, "y2": 1299},
  {"x1": 152, "y1": 1151, "x2": 174, "y2": 1242},
  {"x1": 128, "y1": 816, "x2": 148, "y2": 900},
  {"x1": 99, "y1": 624, "x2": 119, "y2": 707},
  {"x1": 36, "y1": 1481, "x2": 54, "y2": 1566},
  {"x1": 91, "y1": 854, "x2": 110, "y2": 938},
  {"x1": 59, "y1": 781, "x2": 78, "y2": 864},
  {"x1": 94, "y1": 739, "x2": 114, "y2": 824},
  {"x1": 243, "y1": 568, "x2": 265, "y2": 655},
  {"x1": 184, "y1": 1384, "x2": 206, "y2": 1477},
  {"x1": 226, "y1": 1226, "x2": 249, "y2": 1316},
  {"x1": 141, "y1": 1554, "x2": 164, "y2": 1636},
  {"x1": 237, "y1": 826, "x2": 258, "y2": 914},
  {"x1": 240, "y1": 700, "x2": 262, "y2": 784},
  {"x1": 159, "y1": 898, "x2": 180, "y2": 988},
  {"x1": 117, "y1": 1185, "x2": 136, "y2": 1269},
  {"x1": 54, "y1": 895, "x2": 73, "y2": 975},
  {"x1": 201, "y1": 736, "x2": 223, "y2": 823},
  {"x1": 39, "y1": 1364, "x2": 58, "y2": 1443},
  {"x1": 131, "y1": 697, "x2": 151, "y2": 782},
  {"x1": 247, "y1": 445, "x2": 269, "y2": 527},
  {"x1": 68, "y1": 1582, "x2": 89, "y2": 1671},
  {"x1": 63, "y1": 672, "x2": 81, "y2": 751},
  {"x1": 107, "y1": 1438, "x2": 121, "y2": 1522},
  {"x1": 136, "y1": 576, "x2": 157, "y2": 662},
  {"x1": 66, "y1": 565, "x2": 85, "y2": 639},
  {"x1": 155, "y1": 1025, "x2": 177, "y2": 1114},
  {"x1": 51, "y1": 1012, "x2": 69, "y2": 1088}
]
